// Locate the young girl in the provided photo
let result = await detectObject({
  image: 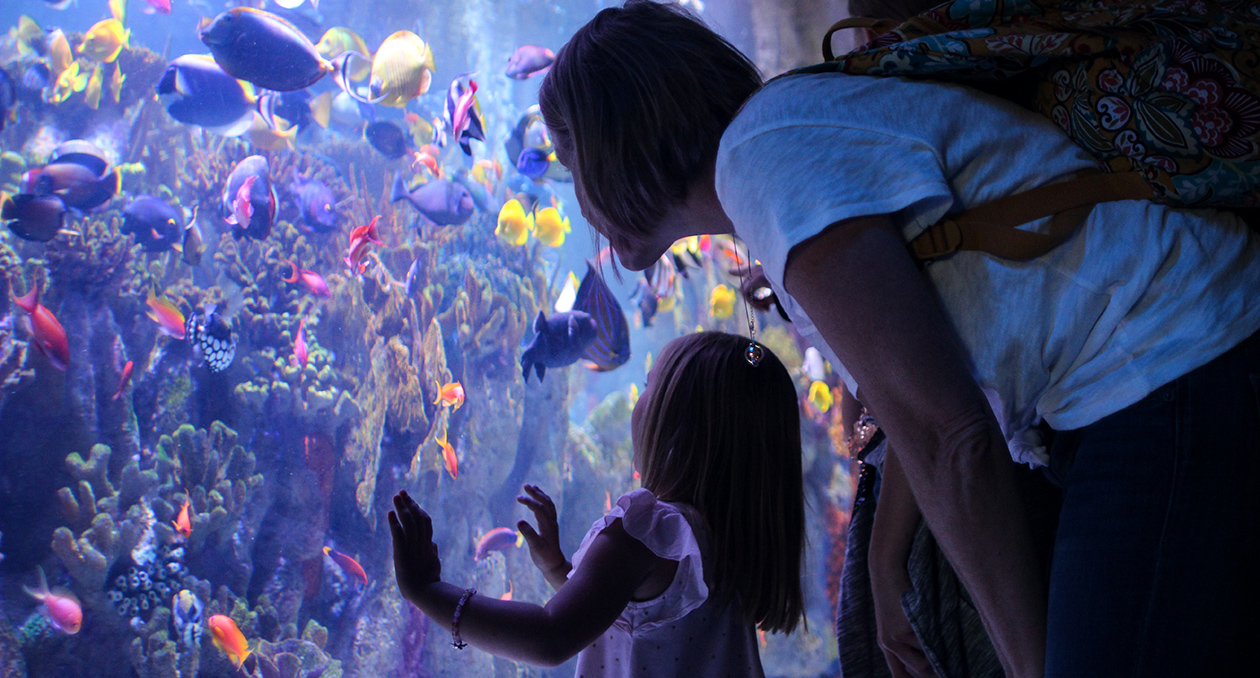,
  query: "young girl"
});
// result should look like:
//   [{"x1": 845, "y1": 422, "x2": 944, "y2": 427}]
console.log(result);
[{"x1": 390, "y1": 331, "x2": 805, "y2": 675}]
